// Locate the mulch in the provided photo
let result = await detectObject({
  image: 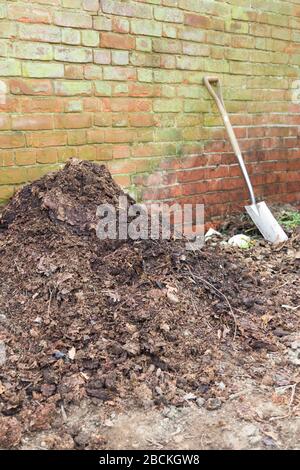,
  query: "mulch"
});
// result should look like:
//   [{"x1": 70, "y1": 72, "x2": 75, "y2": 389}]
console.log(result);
[{"x1": 0, "y1": 159, "x2": 299, "y2": 448}]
